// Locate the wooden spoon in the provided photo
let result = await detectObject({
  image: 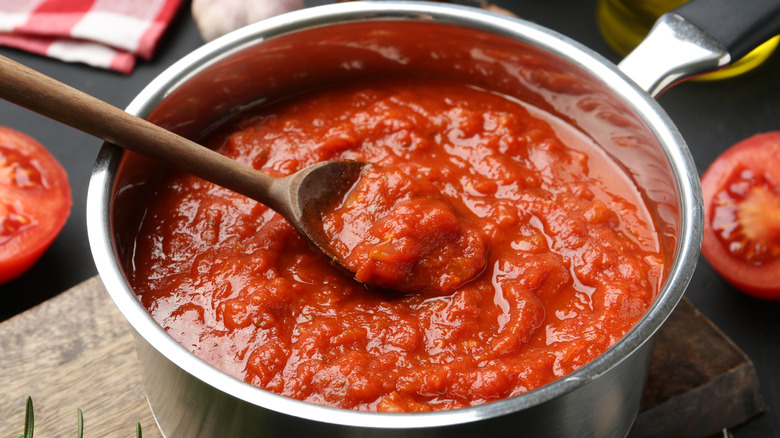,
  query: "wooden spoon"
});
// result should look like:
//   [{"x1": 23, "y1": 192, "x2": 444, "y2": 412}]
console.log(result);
[{"x1": 0, "y1": 54, "x2": 366, "y2": 272}]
